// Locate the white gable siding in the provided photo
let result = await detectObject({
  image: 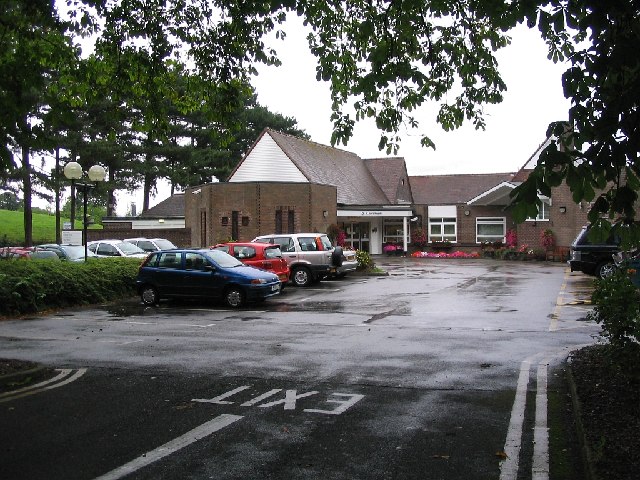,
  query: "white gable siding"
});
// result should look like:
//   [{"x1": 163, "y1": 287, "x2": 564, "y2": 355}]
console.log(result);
[{"x1": 229, "y1": 133, "x2": 308, "y2": 182}]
